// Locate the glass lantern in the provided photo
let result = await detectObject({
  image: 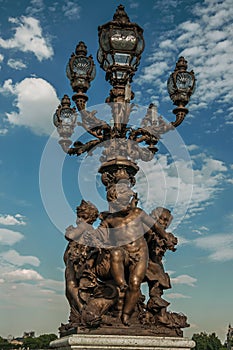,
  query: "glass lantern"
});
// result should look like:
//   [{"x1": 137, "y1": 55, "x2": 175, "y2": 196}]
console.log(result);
[
  {"x1": 97, "y1": 5, "x2": 145, "y2": 85},
  {"x1": 53, "y1": 95, "x2": 77, "y2": 139},
  {"x1": 66, "y1": 41, "x2": 96, "y2": 93},
  {"x1": 167, "y1": 56, "x2": 196, "y2": 107}
]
